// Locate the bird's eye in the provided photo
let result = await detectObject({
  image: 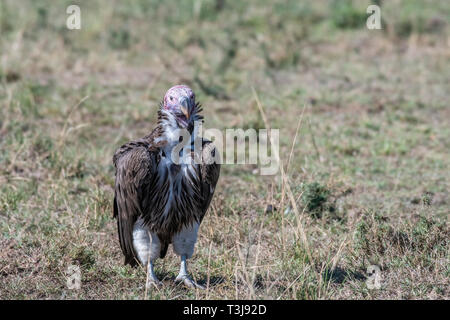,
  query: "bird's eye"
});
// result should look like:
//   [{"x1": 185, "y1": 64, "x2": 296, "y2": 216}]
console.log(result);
[{"x1": 170, "y1": 96, "x2": 174, "y2": 101}]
